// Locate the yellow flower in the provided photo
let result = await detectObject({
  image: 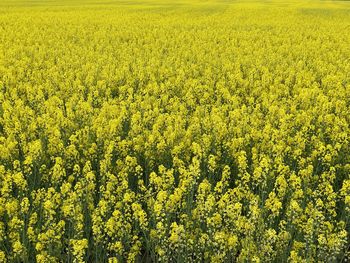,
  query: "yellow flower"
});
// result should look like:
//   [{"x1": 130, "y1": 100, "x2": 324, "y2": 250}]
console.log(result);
[
  {"x1": 265, "y1": 192, "x2": 282, "y2": 217},
  {"x1": 108, "y1": 257, "x2": 119, "y2": 263},
  {"x1": 228, "y1": 235, "x2": 238, "y2": 250},
  {"x1": 13, "y1": 240, "x2": 24, "y2": 255},
  {"x1": 12, "y1": 172, "x2": 27, "y2": 190},
  {"x1": 0, "y1": 251, "x2": 6, "y2": 263},
  {"x1": 70, "y1": 239, "x2": 88, "y2": 263},
  {"x1": 169, "y1": 222, "x2": 184, "y2": 245}
]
